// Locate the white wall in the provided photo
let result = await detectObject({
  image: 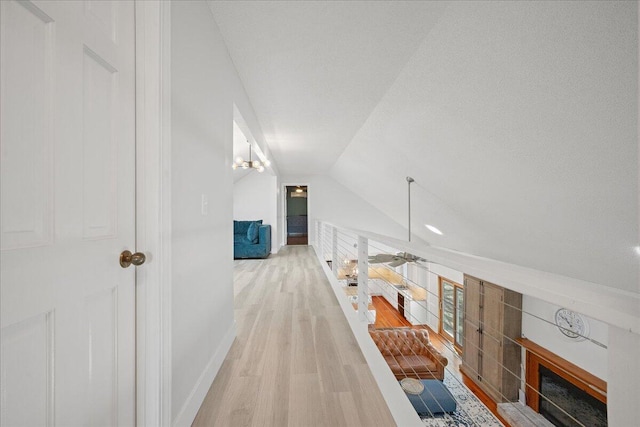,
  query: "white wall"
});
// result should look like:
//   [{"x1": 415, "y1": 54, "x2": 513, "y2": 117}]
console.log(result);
[
  {"x1": 279, "y1": 174, "x2": 410, "y2": 249},
  {"x1": 522, "y1": 295, "x2": 608, "y2": 382},
  {"x1": 233, "y1": 173, "x2": 278, "y2": 252},
  {"x1": 607, "y1": 325, "x2": 640, "y2": 426},
  {"x1": 171, "y1": 2, "x2": 268, "y2": 424},
  {"x1": 276, "y1": 177, "x2": 284, "y2": 249}
]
